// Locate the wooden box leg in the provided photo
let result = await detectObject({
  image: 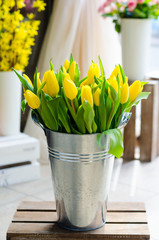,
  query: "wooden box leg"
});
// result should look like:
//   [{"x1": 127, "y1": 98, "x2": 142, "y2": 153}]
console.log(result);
[
  {"x1": 123, "y1": 107, "x2": 136, "y2": 161},
  {"x1": 140, "y1": 81, "x2": 159, "y2": 162}
]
